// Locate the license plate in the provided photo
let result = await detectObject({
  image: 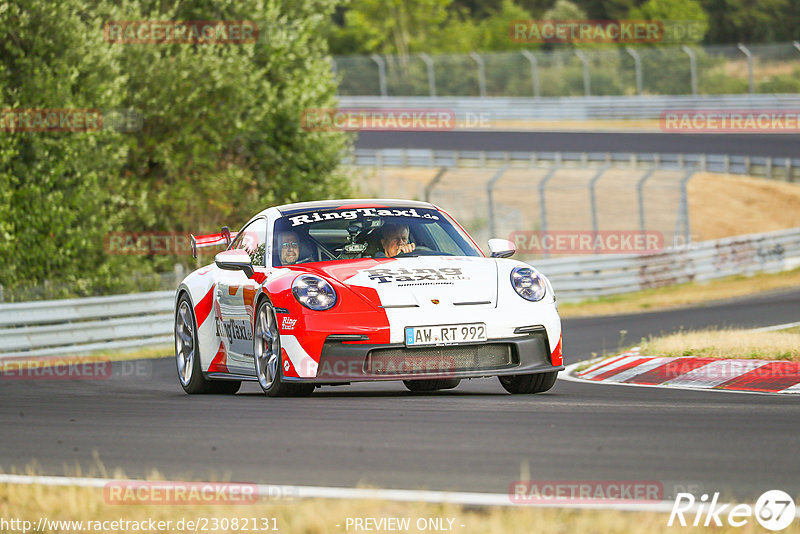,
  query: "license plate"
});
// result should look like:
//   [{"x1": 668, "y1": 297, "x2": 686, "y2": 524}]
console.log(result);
[{"x1": 405, "y1": 323, "x2": 487, "y2": 347}]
